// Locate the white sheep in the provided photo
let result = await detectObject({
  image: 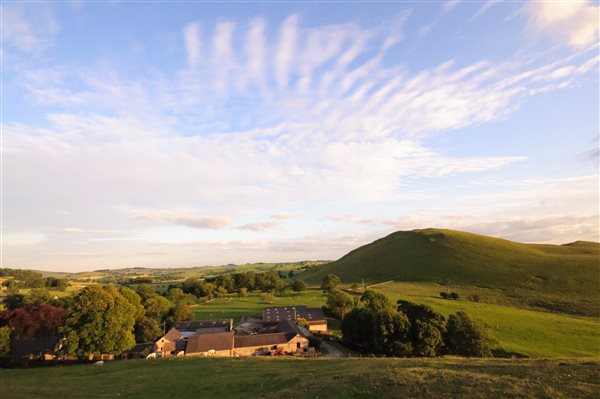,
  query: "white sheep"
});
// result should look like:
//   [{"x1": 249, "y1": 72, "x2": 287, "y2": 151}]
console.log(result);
[
  {"x1": 146, "y1": 352, "x2": 157, "y2": 360},
  {"x1": 176, "y1": 351, "x2": 185, "y2": 357},
  {"x1": 93, "y1": 361, "x2": 104, "y2": 366}
]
